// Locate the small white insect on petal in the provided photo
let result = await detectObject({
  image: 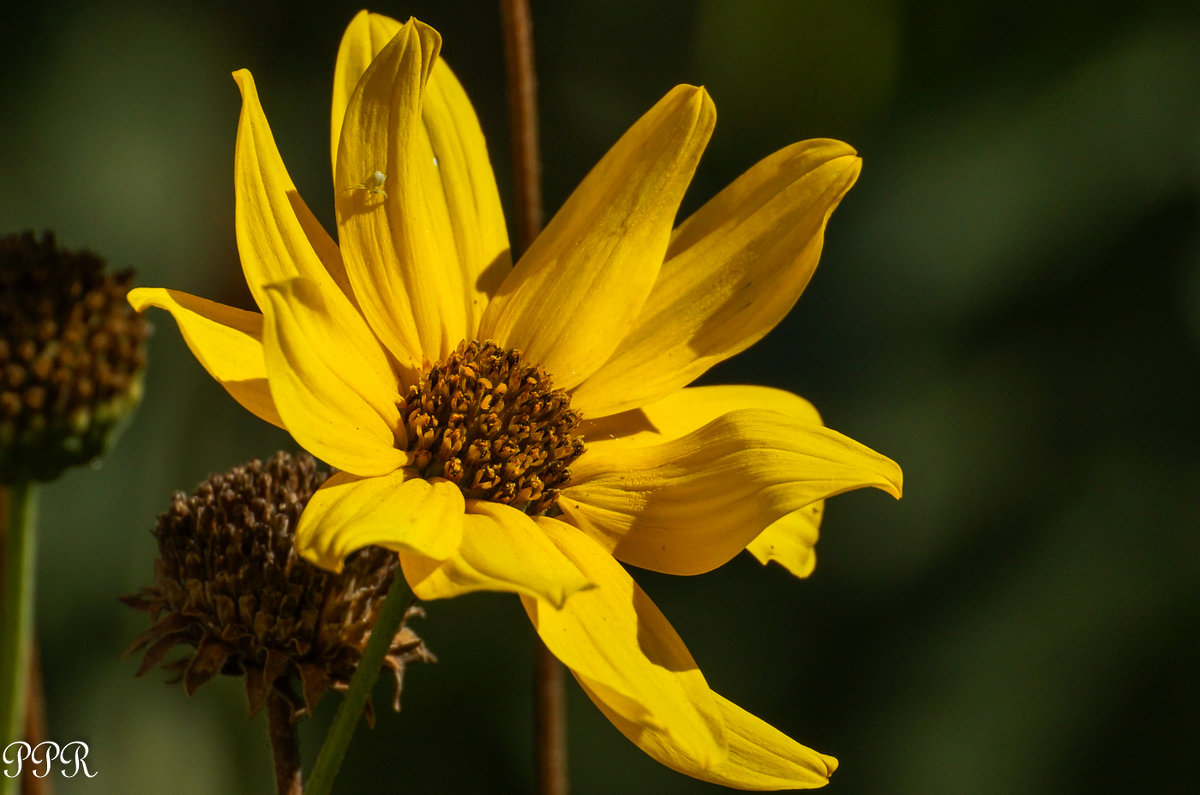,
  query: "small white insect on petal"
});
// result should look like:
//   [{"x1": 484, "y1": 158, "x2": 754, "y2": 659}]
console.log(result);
[{"x1": 346, "y1": 170, "x2": 388, "y2": 199}]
